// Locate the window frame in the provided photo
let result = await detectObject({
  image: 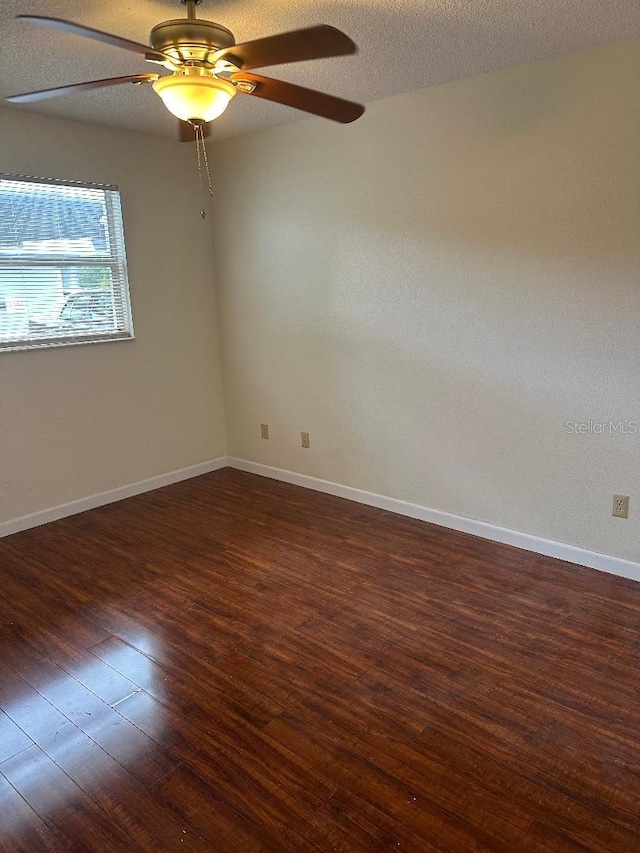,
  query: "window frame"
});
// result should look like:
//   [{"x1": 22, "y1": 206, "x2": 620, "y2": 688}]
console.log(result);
[{"x1": 0, "y1": 173, "x2": 135, "y2": 353}]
